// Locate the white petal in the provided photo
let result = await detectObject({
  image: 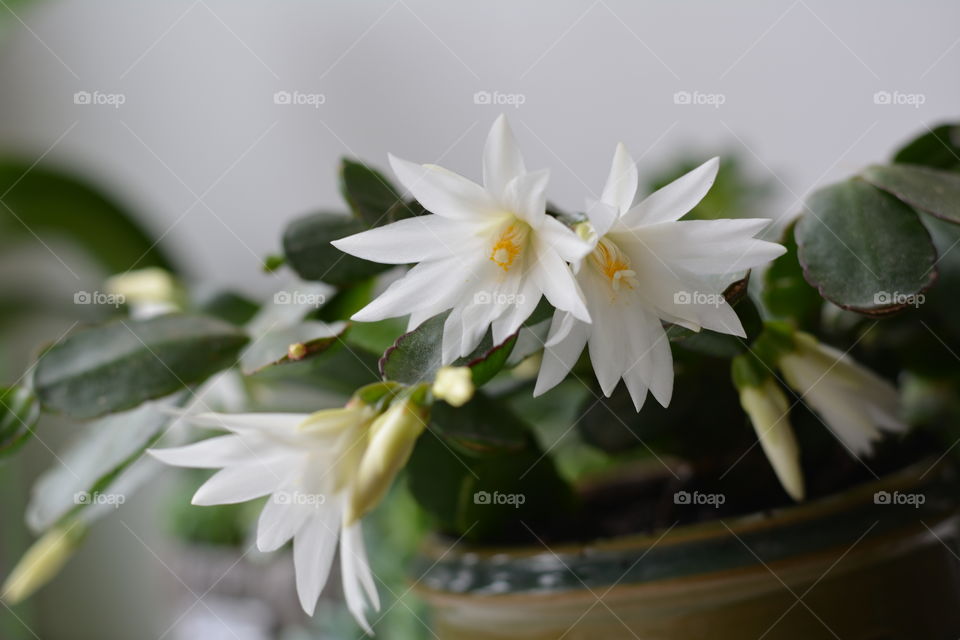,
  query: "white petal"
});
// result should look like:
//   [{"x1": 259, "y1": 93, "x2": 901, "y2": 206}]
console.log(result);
[
  {"x1": 490, "y1": 277, "x2": 541, "y2": 345},
  {"x1": 504, "y1": 169, "x2": 549, "y2": 226},
  {"x1": 534, "y1": 313, "x2": 589, "y2": 396},
  {"x1": 601, "y1": 143, "x2": 638, "y2": 213},
  {"x1": 293, "y1": 501, "x2": 342, "y2": 616},
  {"x1": 352, "y1": 256, "x2": 476, "y2": 323},
  {"x1": 331, "y1": 215, "x2": 482, "y2": 264},
  {"x1": 147, "y1": 435, "x2": 253, "y2": 469},
  {"x1": 538, "y1": 216, "x2": 592, "y2": 263},
  {"x1": 631, "y1": 219, "x2": 785, "y2": 276},
  {"x1": 483, "y1": 114, "x2": 526, "y2": 201},
  {"x1": 389, "y1": 154, "x2": 500, "y2": 221},
  {"x1": 622, "y1": 305, "x2": 673, "y2": 409},
  {"x1": 584, "y1": 200, "x2": 618, "y2": 239},
  {"x1": 620, "y1": 157, "x2": 719, "y2": 227},
  {"x1": 192, "y1": 457, "x2": 293, "y2": 505},
  {"x1": 441, "y1": 306, "x2": 466, "y2": 365},
  {"x1": 182, "y1": 412, "x2": 306, "y2": 437},
  {"x1": 256, "y1": 489, "x2": 314, "y2": 552},
  {"x1": 340, "y1": 521, "x2": 379, "y2": 634},
  {"x1": 531, "y1": 248, "x2": 590, "y2": 323}
]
